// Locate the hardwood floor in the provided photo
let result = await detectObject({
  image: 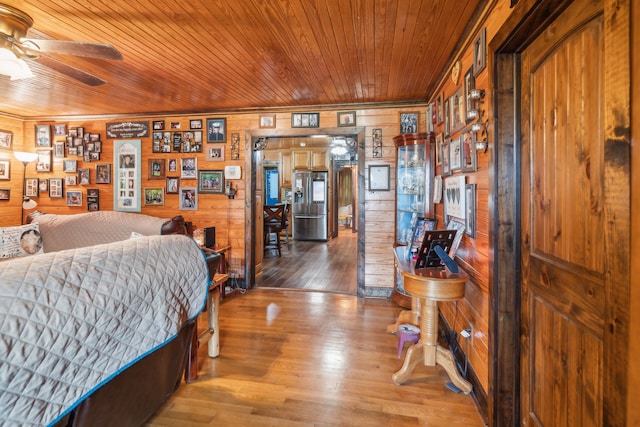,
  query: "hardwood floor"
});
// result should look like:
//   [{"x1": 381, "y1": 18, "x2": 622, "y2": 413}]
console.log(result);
[
  {"x1": 145, "y1": 289, "x2": 486, "y2": 426},
  {"x1": 256, "y1": 228, "x2": 358, "y2": 294}
]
